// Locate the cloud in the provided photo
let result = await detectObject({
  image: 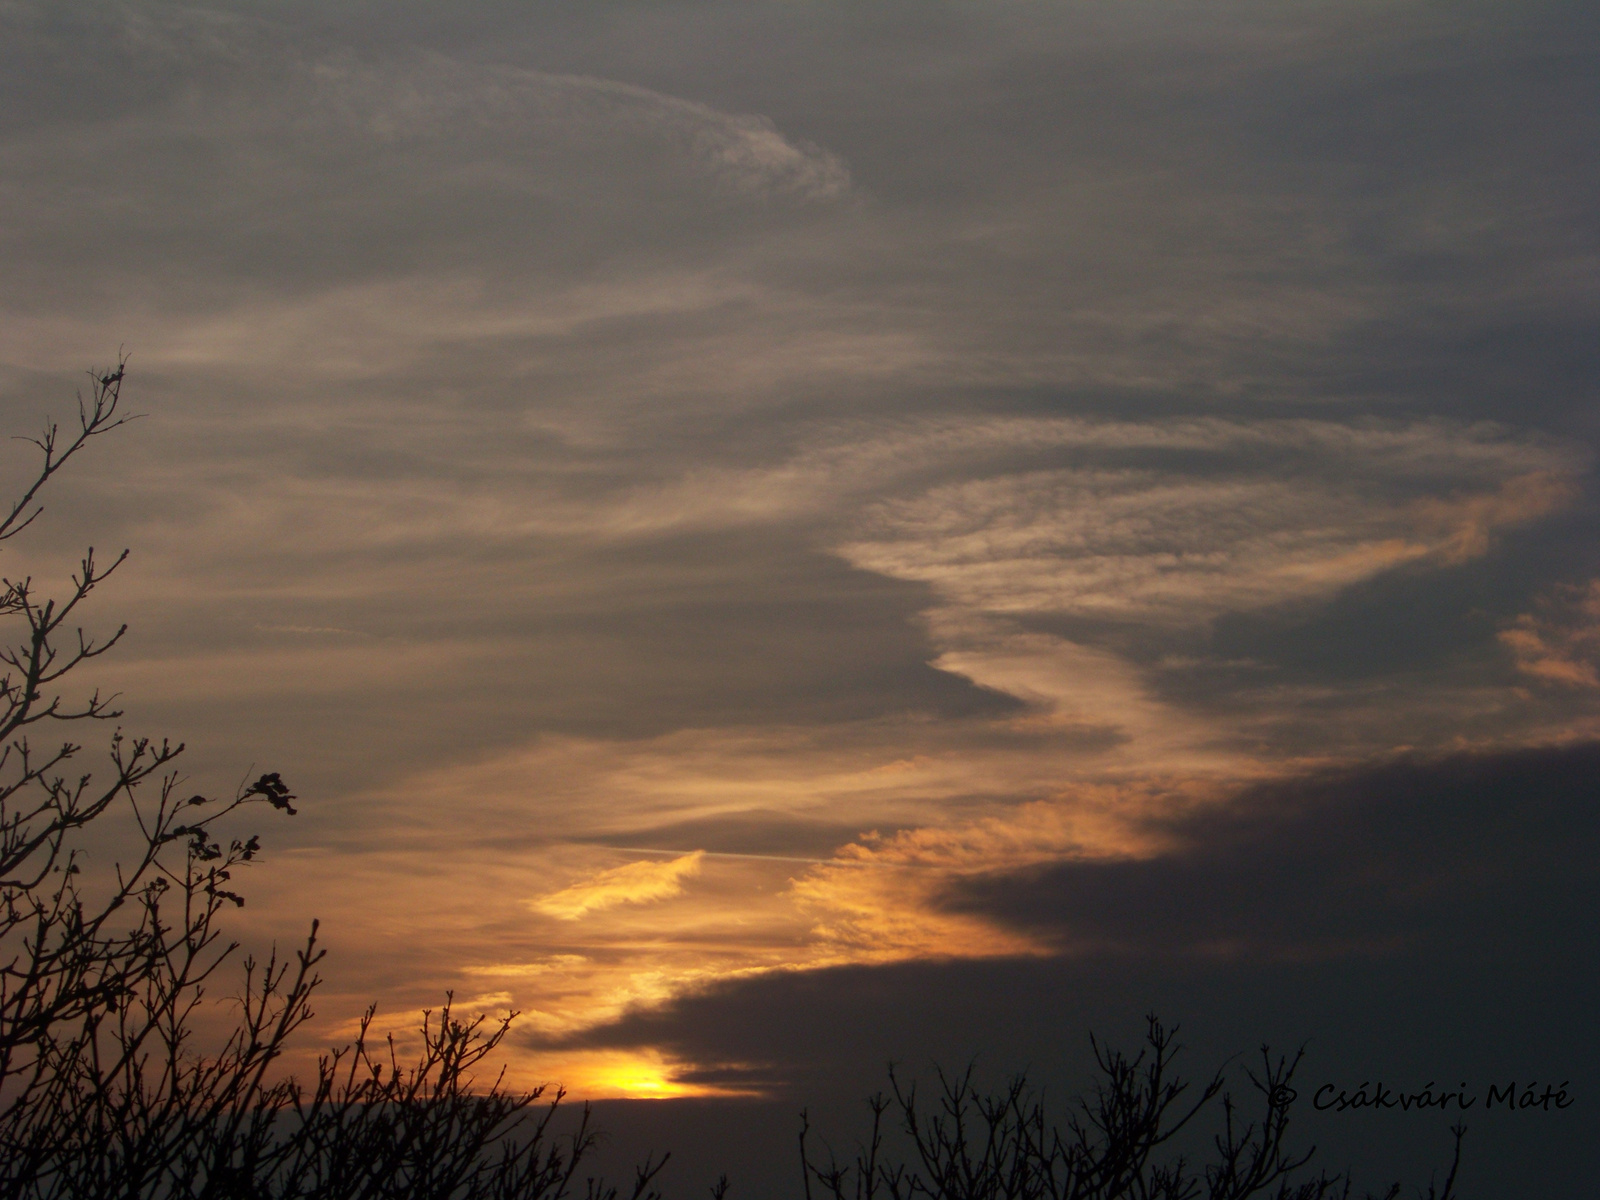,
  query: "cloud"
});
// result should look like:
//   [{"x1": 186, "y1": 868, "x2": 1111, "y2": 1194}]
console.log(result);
[
  {"x1": 0, "y1": 2, "x2": 853, "y2": 357},
  {"x1": 532, "y1": 851, "x2": 707, "y2": 920},
  {"x1": 1499, "y1": 579, "x2": 1600, "y2": 687},
  {"x1": 505, "y1": 743, "x2": 1596, "y2": 1196},
  {"x1": 462, "y1": 955, "x2": 589, "y2": 979},
  {"x1": 946, "y1": 741, "x2": 1600, "y2": 960},
  {"x1": 786, "y1": 786, "x2": 1177, "y2": 964},
  {"x1": 1415, "y1": 470, "x2": 1578, "y2": 564},
  {"x1": 836, "y1": 419, "x2": 1584, "y2": 629},
  {"x1": 559, "y1": 740, "x2": 1600, "y2": 1060},
  {"x1": 300, "y1": 55, "x2": 850, "y2": 201}
]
